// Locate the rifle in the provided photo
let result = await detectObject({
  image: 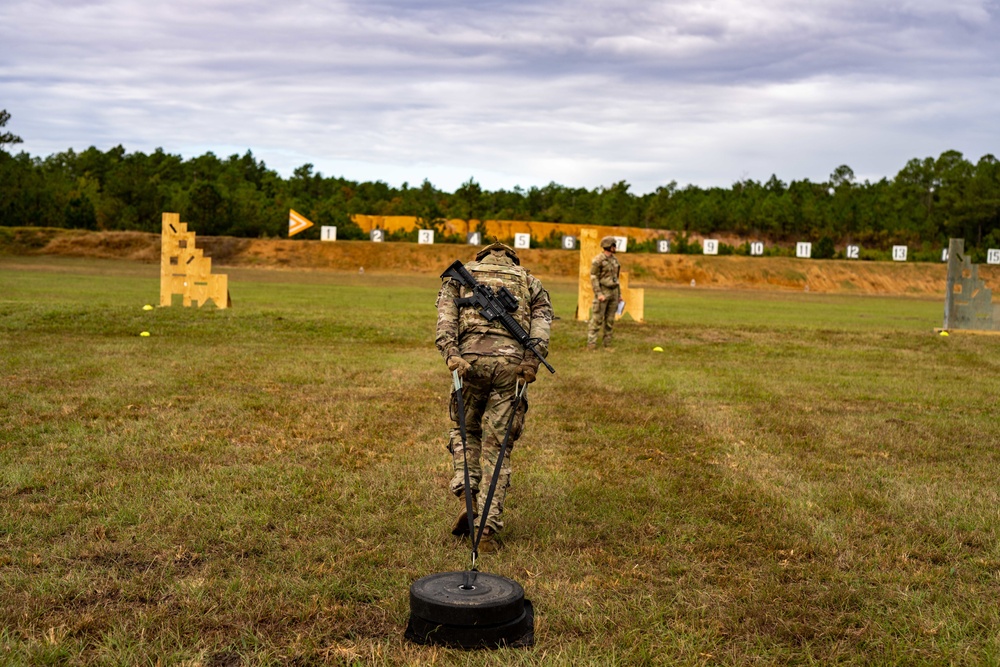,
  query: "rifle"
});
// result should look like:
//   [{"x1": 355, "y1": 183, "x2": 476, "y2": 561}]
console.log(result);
[{"x1": 441, "y1": 260, "x2": 555, "y2": 374}]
